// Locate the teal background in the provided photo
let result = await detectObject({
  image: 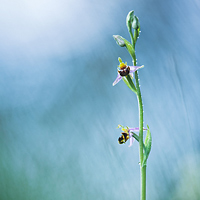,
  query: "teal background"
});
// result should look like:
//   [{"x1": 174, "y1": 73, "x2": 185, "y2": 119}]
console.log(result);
[{"x1": 0, "y1": 0, "x2": 200, "y2": 199}]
